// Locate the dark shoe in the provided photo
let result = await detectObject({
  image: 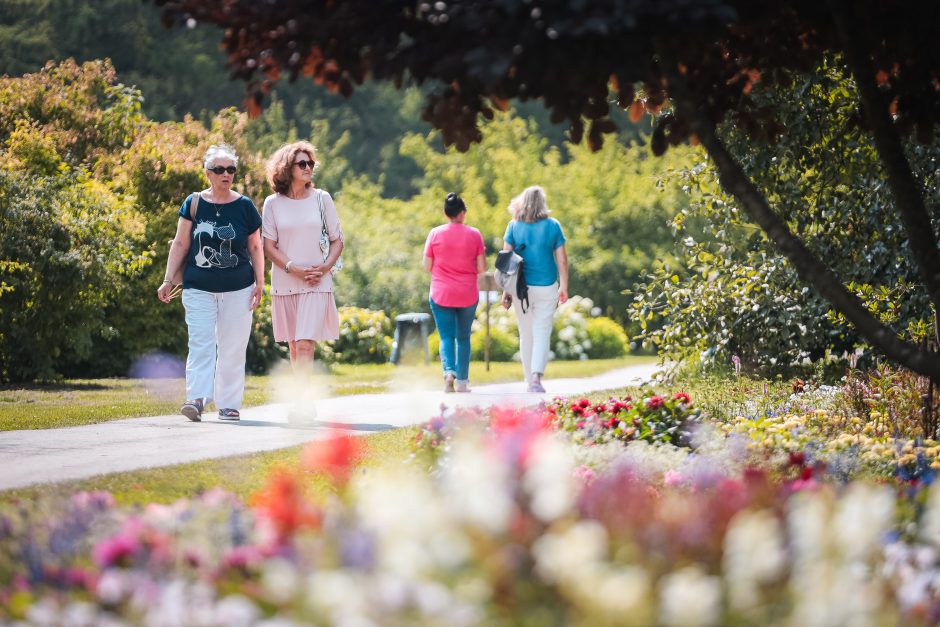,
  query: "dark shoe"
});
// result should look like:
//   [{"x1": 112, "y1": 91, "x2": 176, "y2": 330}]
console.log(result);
[
  {"x1": 218, "y1": 408, "x2": 240, "y2": 421},
  {"x1": 181, "y1": 399, "x2": 204, "y2": 422}
]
